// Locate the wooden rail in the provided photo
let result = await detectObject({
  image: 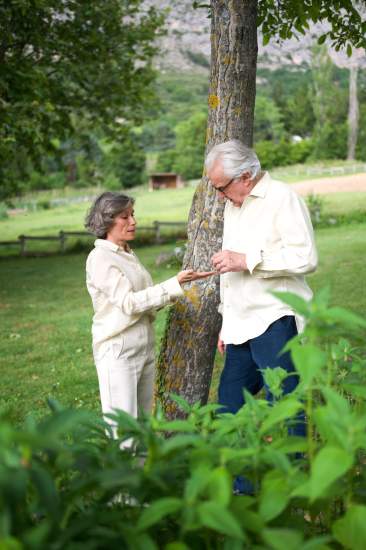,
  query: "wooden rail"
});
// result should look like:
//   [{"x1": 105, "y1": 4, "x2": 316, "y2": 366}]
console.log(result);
[{"x1": 0, "y1": 221, "x2": 187, "y2": 256}]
